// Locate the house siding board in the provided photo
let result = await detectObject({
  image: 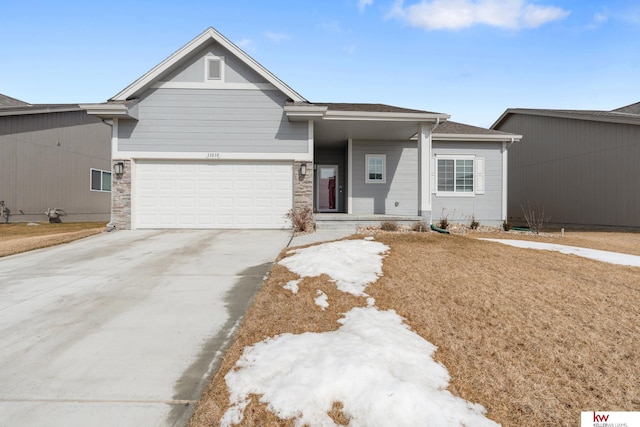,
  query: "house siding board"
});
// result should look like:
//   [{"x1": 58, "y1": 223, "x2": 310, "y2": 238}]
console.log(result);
[
  {"x1": 497, "y1": 114, "x2": 640, "y2": 228},
  {"x1": 351, "y1": 140, "x2": 418, "y2": 215},
  {"x1": 160, "y1": 42, "x2": 269, "y2": 84},
  {"x1": 118, "y1": 88, "x2": 308, "y2": 153},
  {"x1": 0, "y1": 111, "x2": 111, "y2": 221},
  {"x1": 432, "y1": 141, "x2": 504, "y2": 225}
]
